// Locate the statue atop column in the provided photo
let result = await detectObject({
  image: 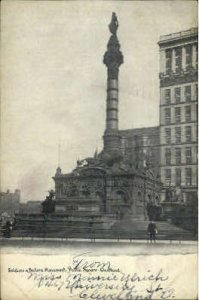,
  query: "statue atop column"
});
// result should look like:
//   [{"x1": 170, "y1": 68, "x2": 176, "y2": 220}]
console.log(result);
[
  {"x1": 109, "y1": 12, "x2": 119, "y2": 35},
  {"x1": 103, "y1": 12, "x2": 123, "y2": 80}
]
